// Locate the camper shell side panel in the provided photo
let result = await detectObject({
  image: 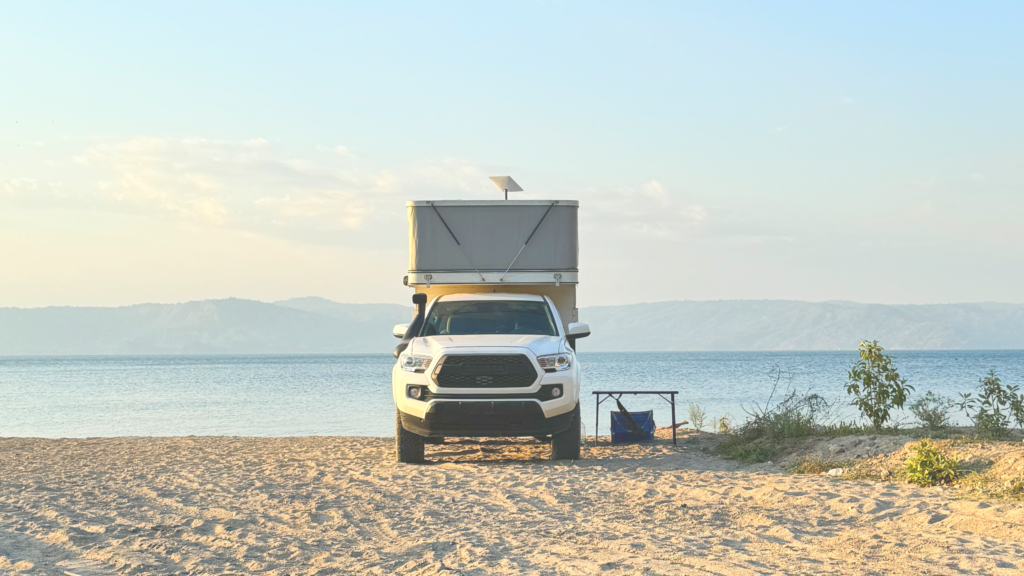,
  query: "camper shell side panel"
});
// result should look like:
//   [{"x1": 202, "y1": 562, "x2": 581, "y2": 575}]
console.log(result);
[{"x1": 407, "y1": 200, "x2": 578, "y2": 286}]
